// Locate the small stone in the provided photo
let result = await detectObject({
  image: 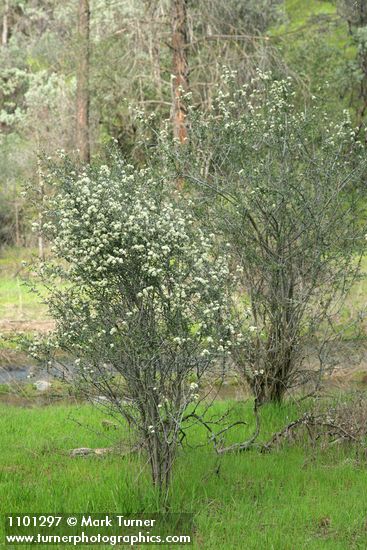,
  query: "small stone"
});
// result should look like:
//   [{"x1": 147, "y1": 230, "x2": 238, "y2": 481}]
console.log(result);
[{"x1": 33, "y1": 380, "x2": 51, "y2": 392}]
